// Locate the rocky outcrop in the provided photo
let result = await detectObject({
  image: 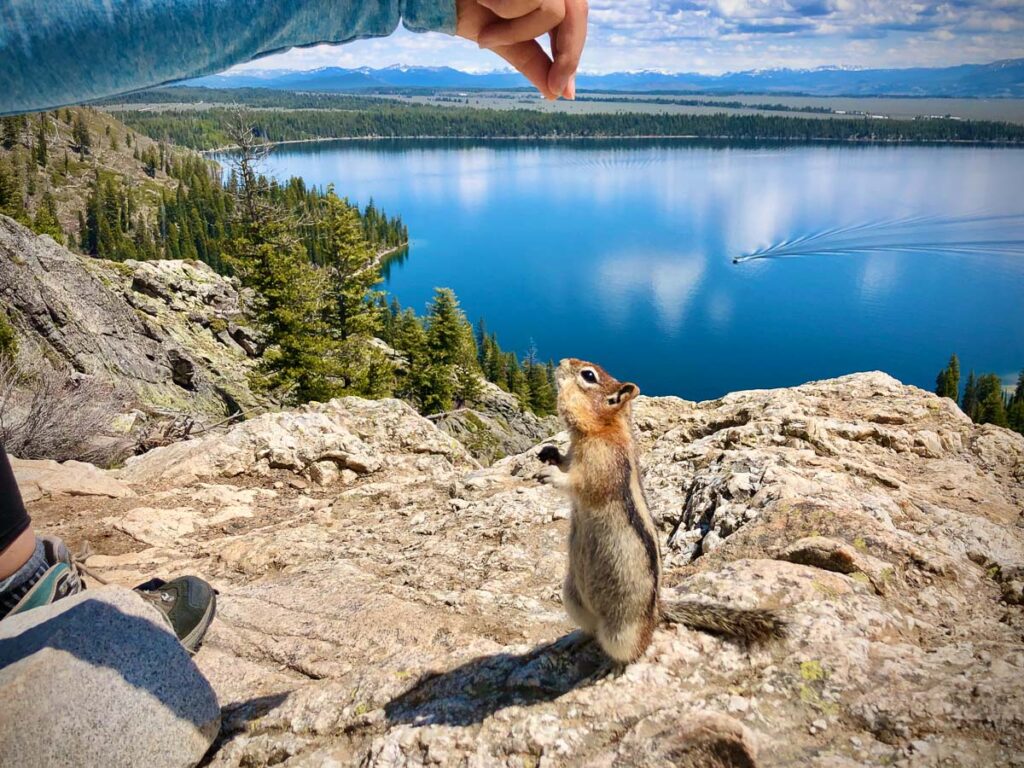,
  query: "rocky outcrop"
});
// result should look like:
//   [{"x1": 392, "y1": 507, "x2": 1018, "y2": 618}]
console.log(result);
[
  {"x1": 432, "y1": 381, "x2": 559, "y2": 464},
  {"x1": 19, "y1": 372, "x2": 1024, "y2": 767},
  {"x1": 0, "y1": 214, "x2": 261, "y2": 422}
]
